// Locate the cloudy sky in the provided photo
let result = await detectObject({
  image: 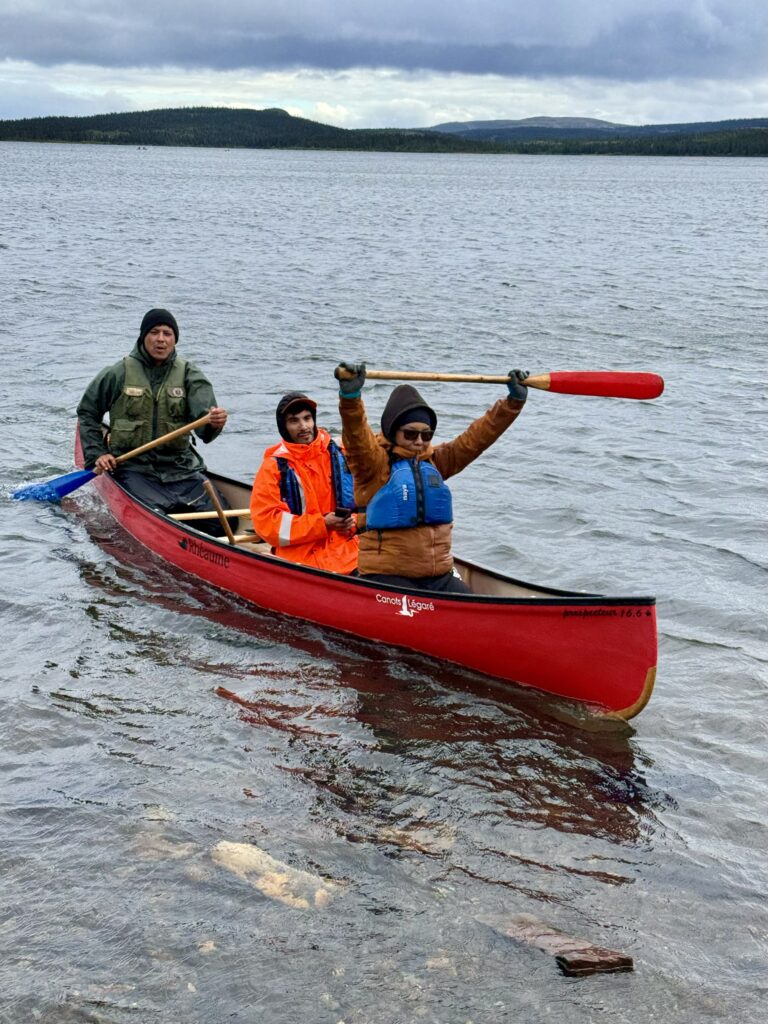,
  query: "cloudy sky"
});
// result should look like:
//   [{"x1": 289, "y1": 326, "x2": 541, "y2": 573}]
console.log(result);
[{"x1": 1, "y1": 0, "x2": 767, "y2": 127}]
